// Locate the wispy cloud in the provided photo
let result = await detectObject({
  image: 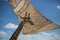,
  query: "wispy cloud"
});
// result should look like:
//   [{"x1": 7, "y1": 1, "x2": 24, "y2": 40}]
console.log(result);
[
  {"x1": 17, "y1": 32, "x2": 60, "y2": 40},
  {"x1": 5, "y1": 23, "x2": 18, "y2": 29},
  {"x1": 0, "y1": 31, "x2": 7, "y2": 37},
  {"x1": 0, "y1": 31, "x2": 7, "y2": 40},
  {"x1": 4, "y1": 23, "x2": 60, "y2": 40}
]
